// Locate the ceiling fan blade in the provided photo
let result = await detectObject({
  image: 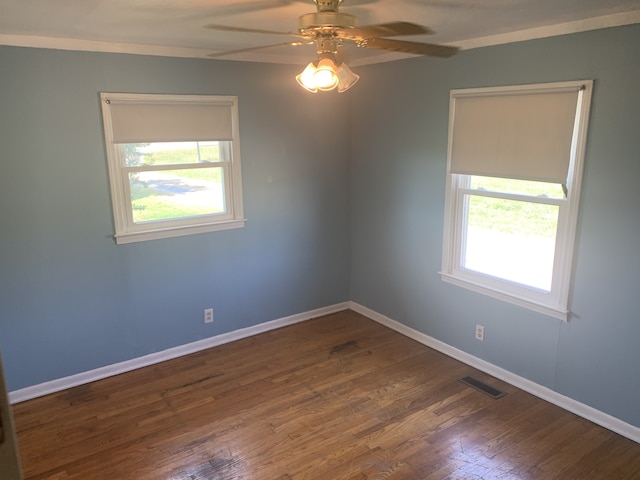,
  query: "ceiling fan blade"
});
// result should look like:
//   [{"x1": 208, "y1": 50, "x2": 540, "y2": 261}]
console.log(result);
[
  {"x1": 204, "y1": 0, "x2": 299, "y2": 17},
  {"x1": 404, "y1": 0, "x2": 496, "y2": 8},
  {"x1": 204, "y1": 23, "x2": 302, "y2": 38},
  {"x1": 134, "y1": 1, "x2": 302, "y2": 22},
  {"x1": 362, "y1": 38, "x2": 458, "y2": 57},
  {"x1": 207, "y1": 41, "x2": 307, "y2": 58},
  {"x1": 336, "y1": 21, "x2": 432, "y2": 40}
]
